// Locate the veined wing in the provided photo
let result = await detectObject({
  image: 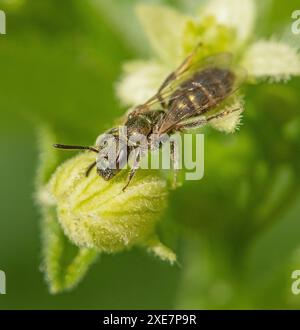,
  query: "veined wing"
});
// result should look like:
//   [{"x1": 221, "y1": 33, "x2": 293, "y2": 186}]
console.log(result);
[
  {"x1": 155, "y1": 53, "x2": 247, "y2": 133},
  {"x1": 131, "y1": 52, "x2": 244, "y2": 112}
]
